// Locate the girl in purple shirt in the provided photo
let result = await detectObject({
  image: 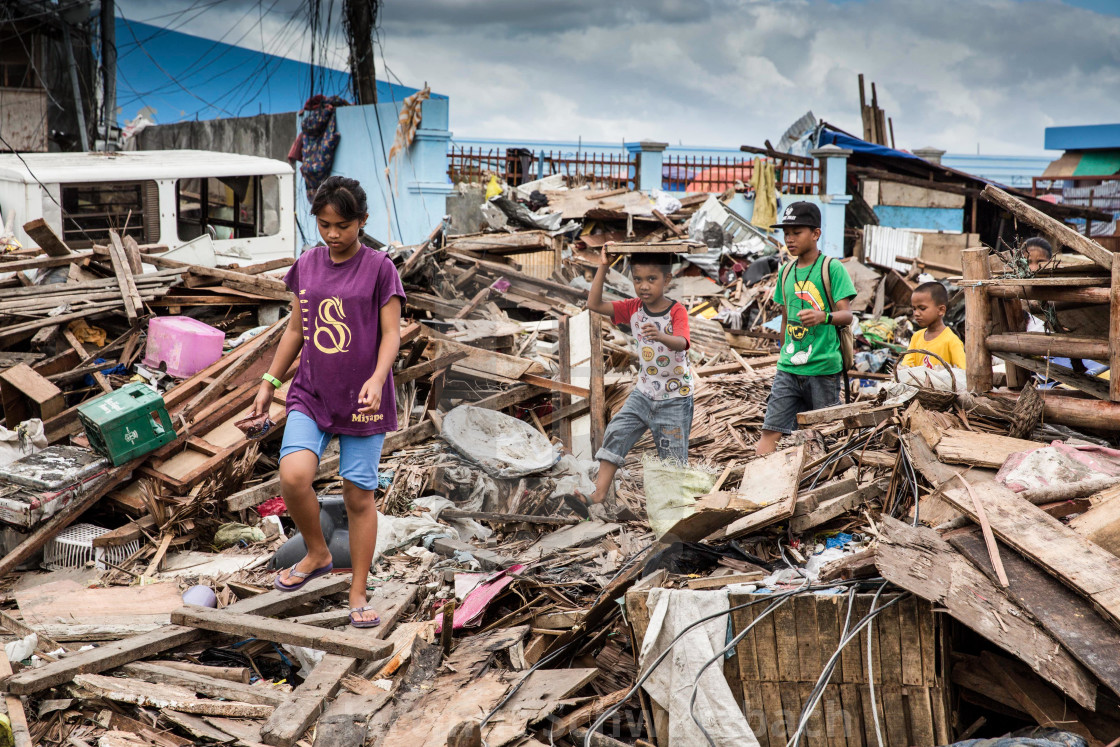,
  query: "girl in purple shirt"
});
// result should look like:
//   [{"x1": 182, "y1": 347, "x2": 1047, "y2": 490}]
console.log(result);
[{"x1": 251, "y1": 176, "x2": 405, "y2": 628}]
